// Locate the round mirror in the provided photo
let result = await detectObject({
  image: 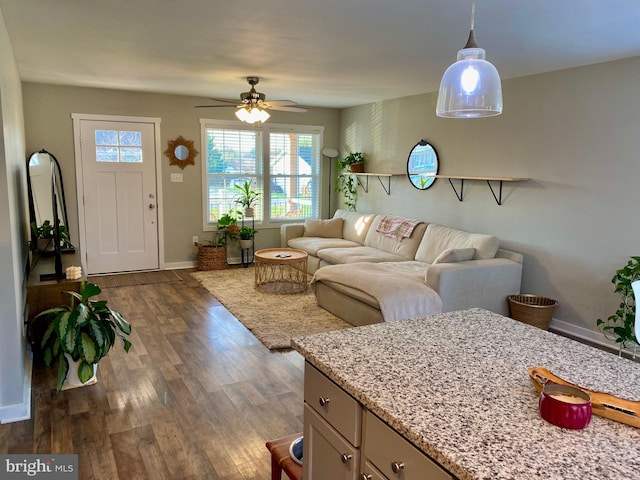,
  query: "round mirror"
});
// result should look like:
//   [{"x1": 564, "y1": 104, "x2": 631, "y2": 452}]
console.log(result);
[
  {"x1": 174, "y1": 145, "x2": 189, "y2": 160},
  {"x1": 407, "y1": 140, "x2": 439, "y2": 190}
]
